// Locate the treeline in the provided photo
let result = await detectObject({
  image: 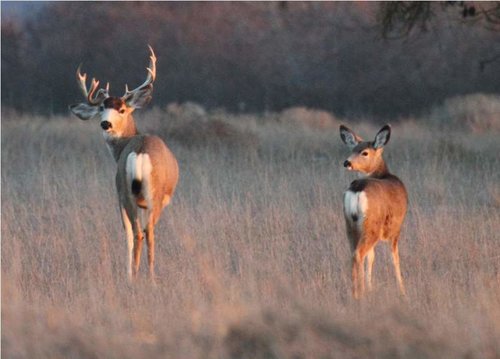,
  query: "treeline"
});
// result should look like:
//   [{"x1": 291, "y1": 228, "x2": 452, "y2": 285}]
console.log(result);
[{"x1": 1, "y1": 2, "x2": 499, "y2": 118}]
